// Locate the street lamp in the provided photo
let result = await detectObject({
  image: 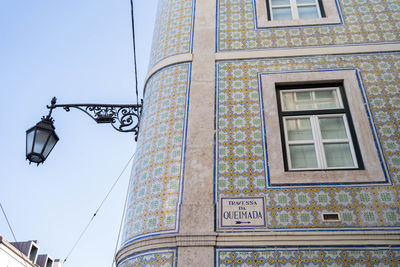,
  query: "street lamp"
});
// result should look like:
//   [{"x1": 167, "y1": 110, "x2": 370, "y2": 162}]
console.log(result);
[{"x1": 26, "y1": 97, "x2": 142, "y2": 165}]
